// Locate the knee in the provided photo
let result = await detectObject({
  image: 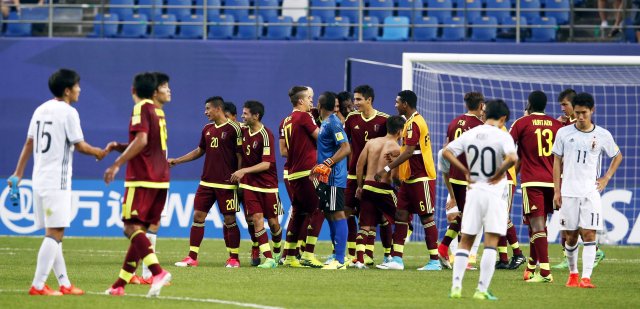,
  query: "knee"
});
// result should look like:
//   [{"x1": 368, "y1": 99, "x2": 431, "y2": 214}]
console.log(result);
[
  {"x1": 224, "y1": 215, "x2": 236, "y2": 225},
  {"x1": 193, "y1": 211, "x2": 207, "y2": 223}
]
